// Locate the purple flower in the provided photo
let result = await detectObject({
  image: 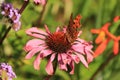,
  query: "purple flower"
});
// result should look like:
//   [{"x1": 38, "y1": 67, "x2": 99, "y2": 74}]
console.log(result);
[
  {"x1": 24, "y1": 15, "x2": 94, "y2": 75},
  {"x1": 1, "y1": 3, "x2": 21, "y2": 31},
  {"x1": 0, "y1": 63, "x2": 16, "y2": 80}
]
